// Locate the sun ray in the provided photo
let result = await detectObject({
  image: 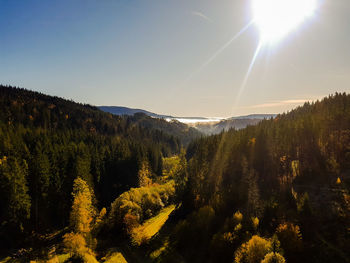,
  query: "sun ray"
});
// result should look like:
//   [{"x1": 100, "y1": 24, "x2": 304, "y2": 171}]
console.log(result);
[
  {"x1": 231, "y1": 40, "x2": 263, "y2": 115},
  {"x1": 184, "y1": 20, "x2": 254, "y2": 83}
]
